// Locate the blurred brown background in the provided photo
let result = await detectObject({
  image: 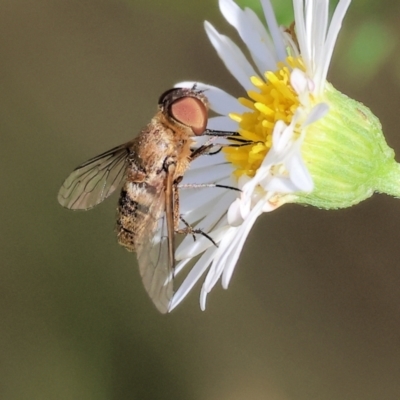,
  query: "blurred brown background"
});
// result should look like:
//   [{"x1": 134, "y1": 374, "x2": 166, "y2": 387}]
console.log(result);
[{"x1": 1, "y1": 0, "x2": 400, "y2": 399}]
